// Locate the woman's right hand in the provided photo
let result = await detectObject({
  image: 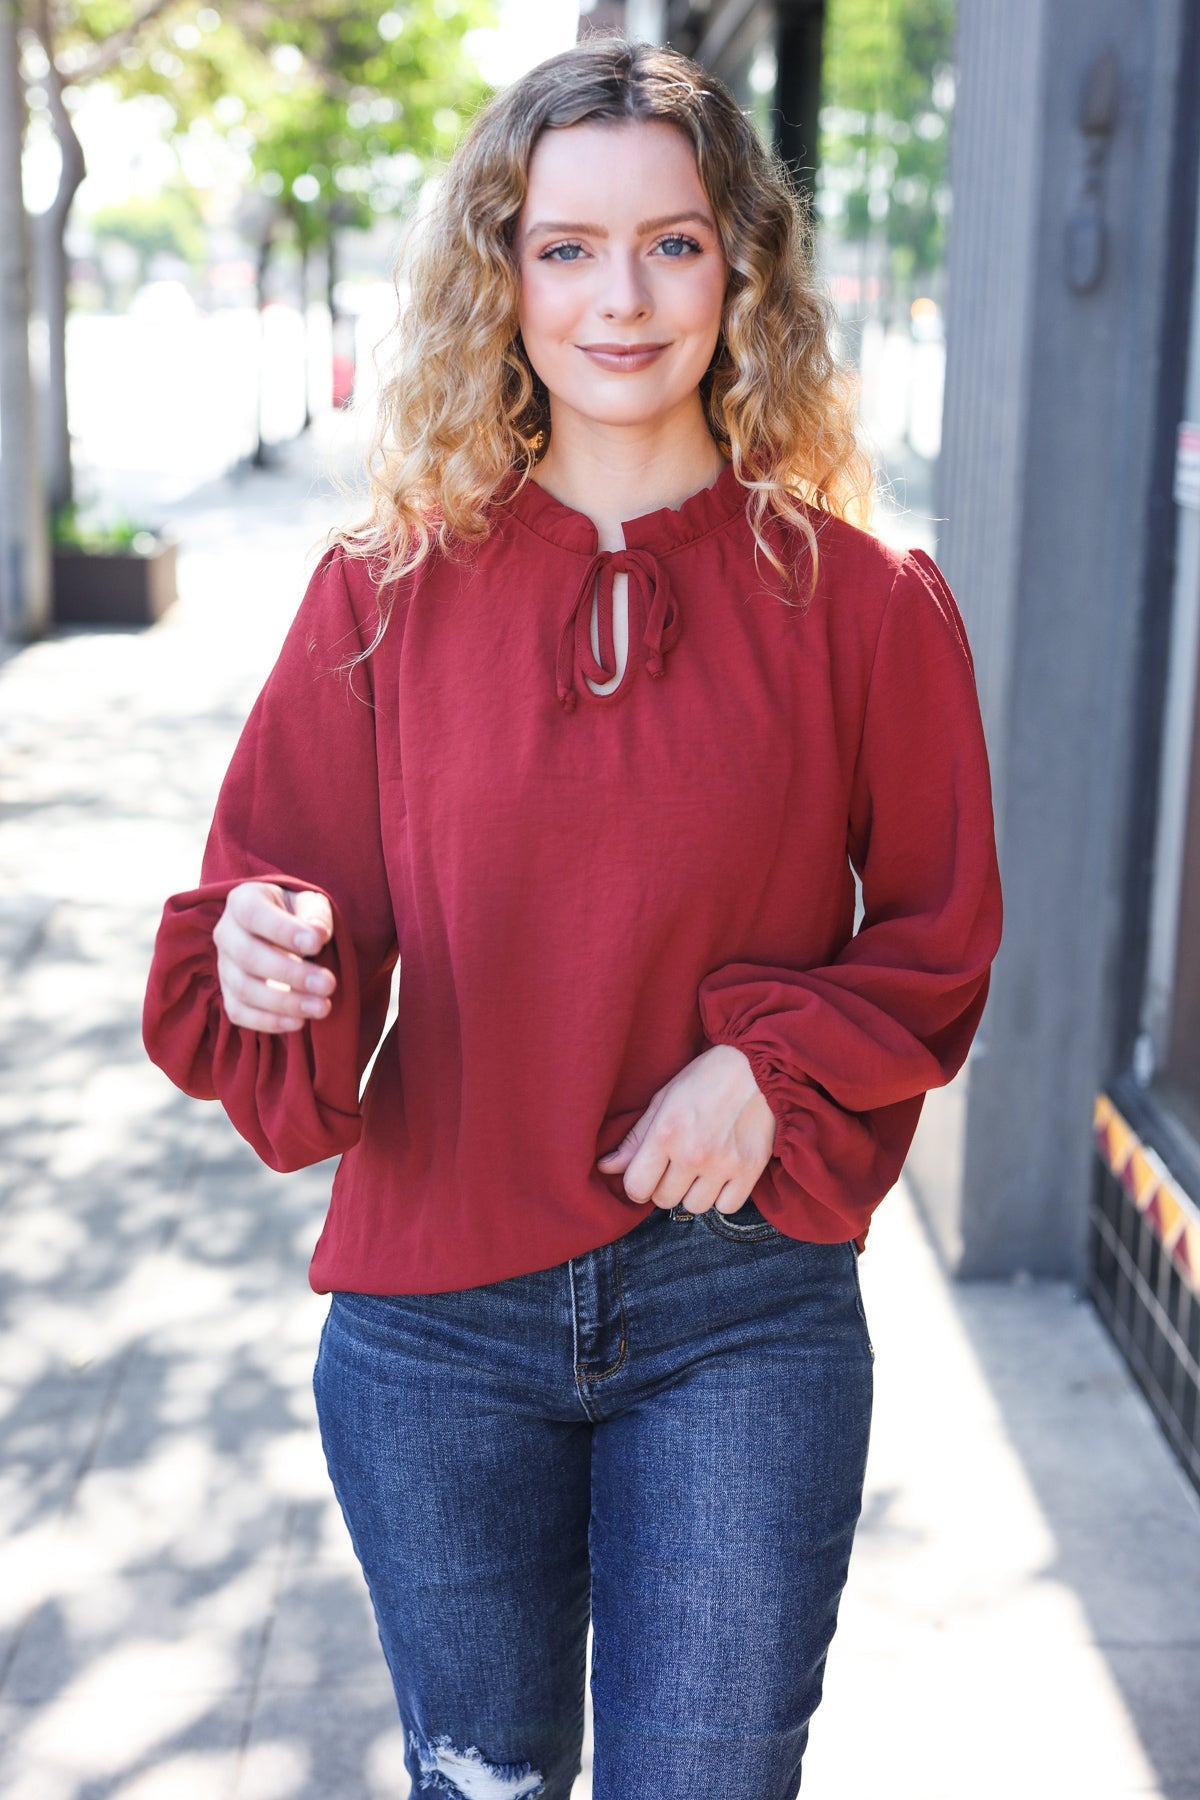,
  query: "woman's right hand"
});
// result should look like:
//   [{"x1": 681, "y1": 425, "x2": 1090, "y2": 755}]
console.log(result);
[{"x1": 213, "y1": 881, "x2": 336, "y2": 1033}]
